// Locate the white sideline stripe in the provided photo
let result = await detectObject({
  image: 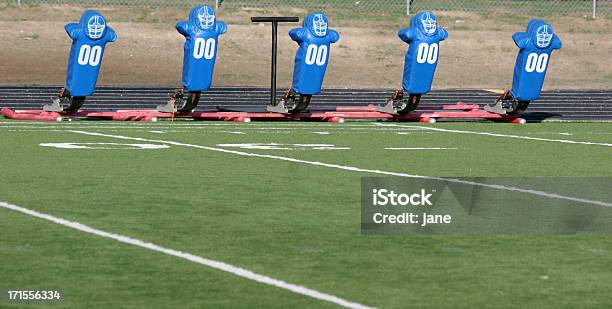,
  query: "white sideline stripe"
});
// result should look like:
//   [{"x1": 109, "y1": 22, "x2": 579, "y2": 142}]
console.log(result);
[
  {"x1": 378, "y1": 124, "x2": 612, "y2": 147},
  {"x1": 0, "y1": 123, "x2": 392, "y2": 128},
  {"x1": 6, "y1": 129, "x2": 390, "y2": 135},
  {"x1": 0, "y1": 125, "x2": 420, "y2": 131},
  {"x1": 0, "y1": 201, "x2": 374, "y2": 309},
  {"x1": 70, "y1": 130, "x2": 612, "y2": 208}
]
